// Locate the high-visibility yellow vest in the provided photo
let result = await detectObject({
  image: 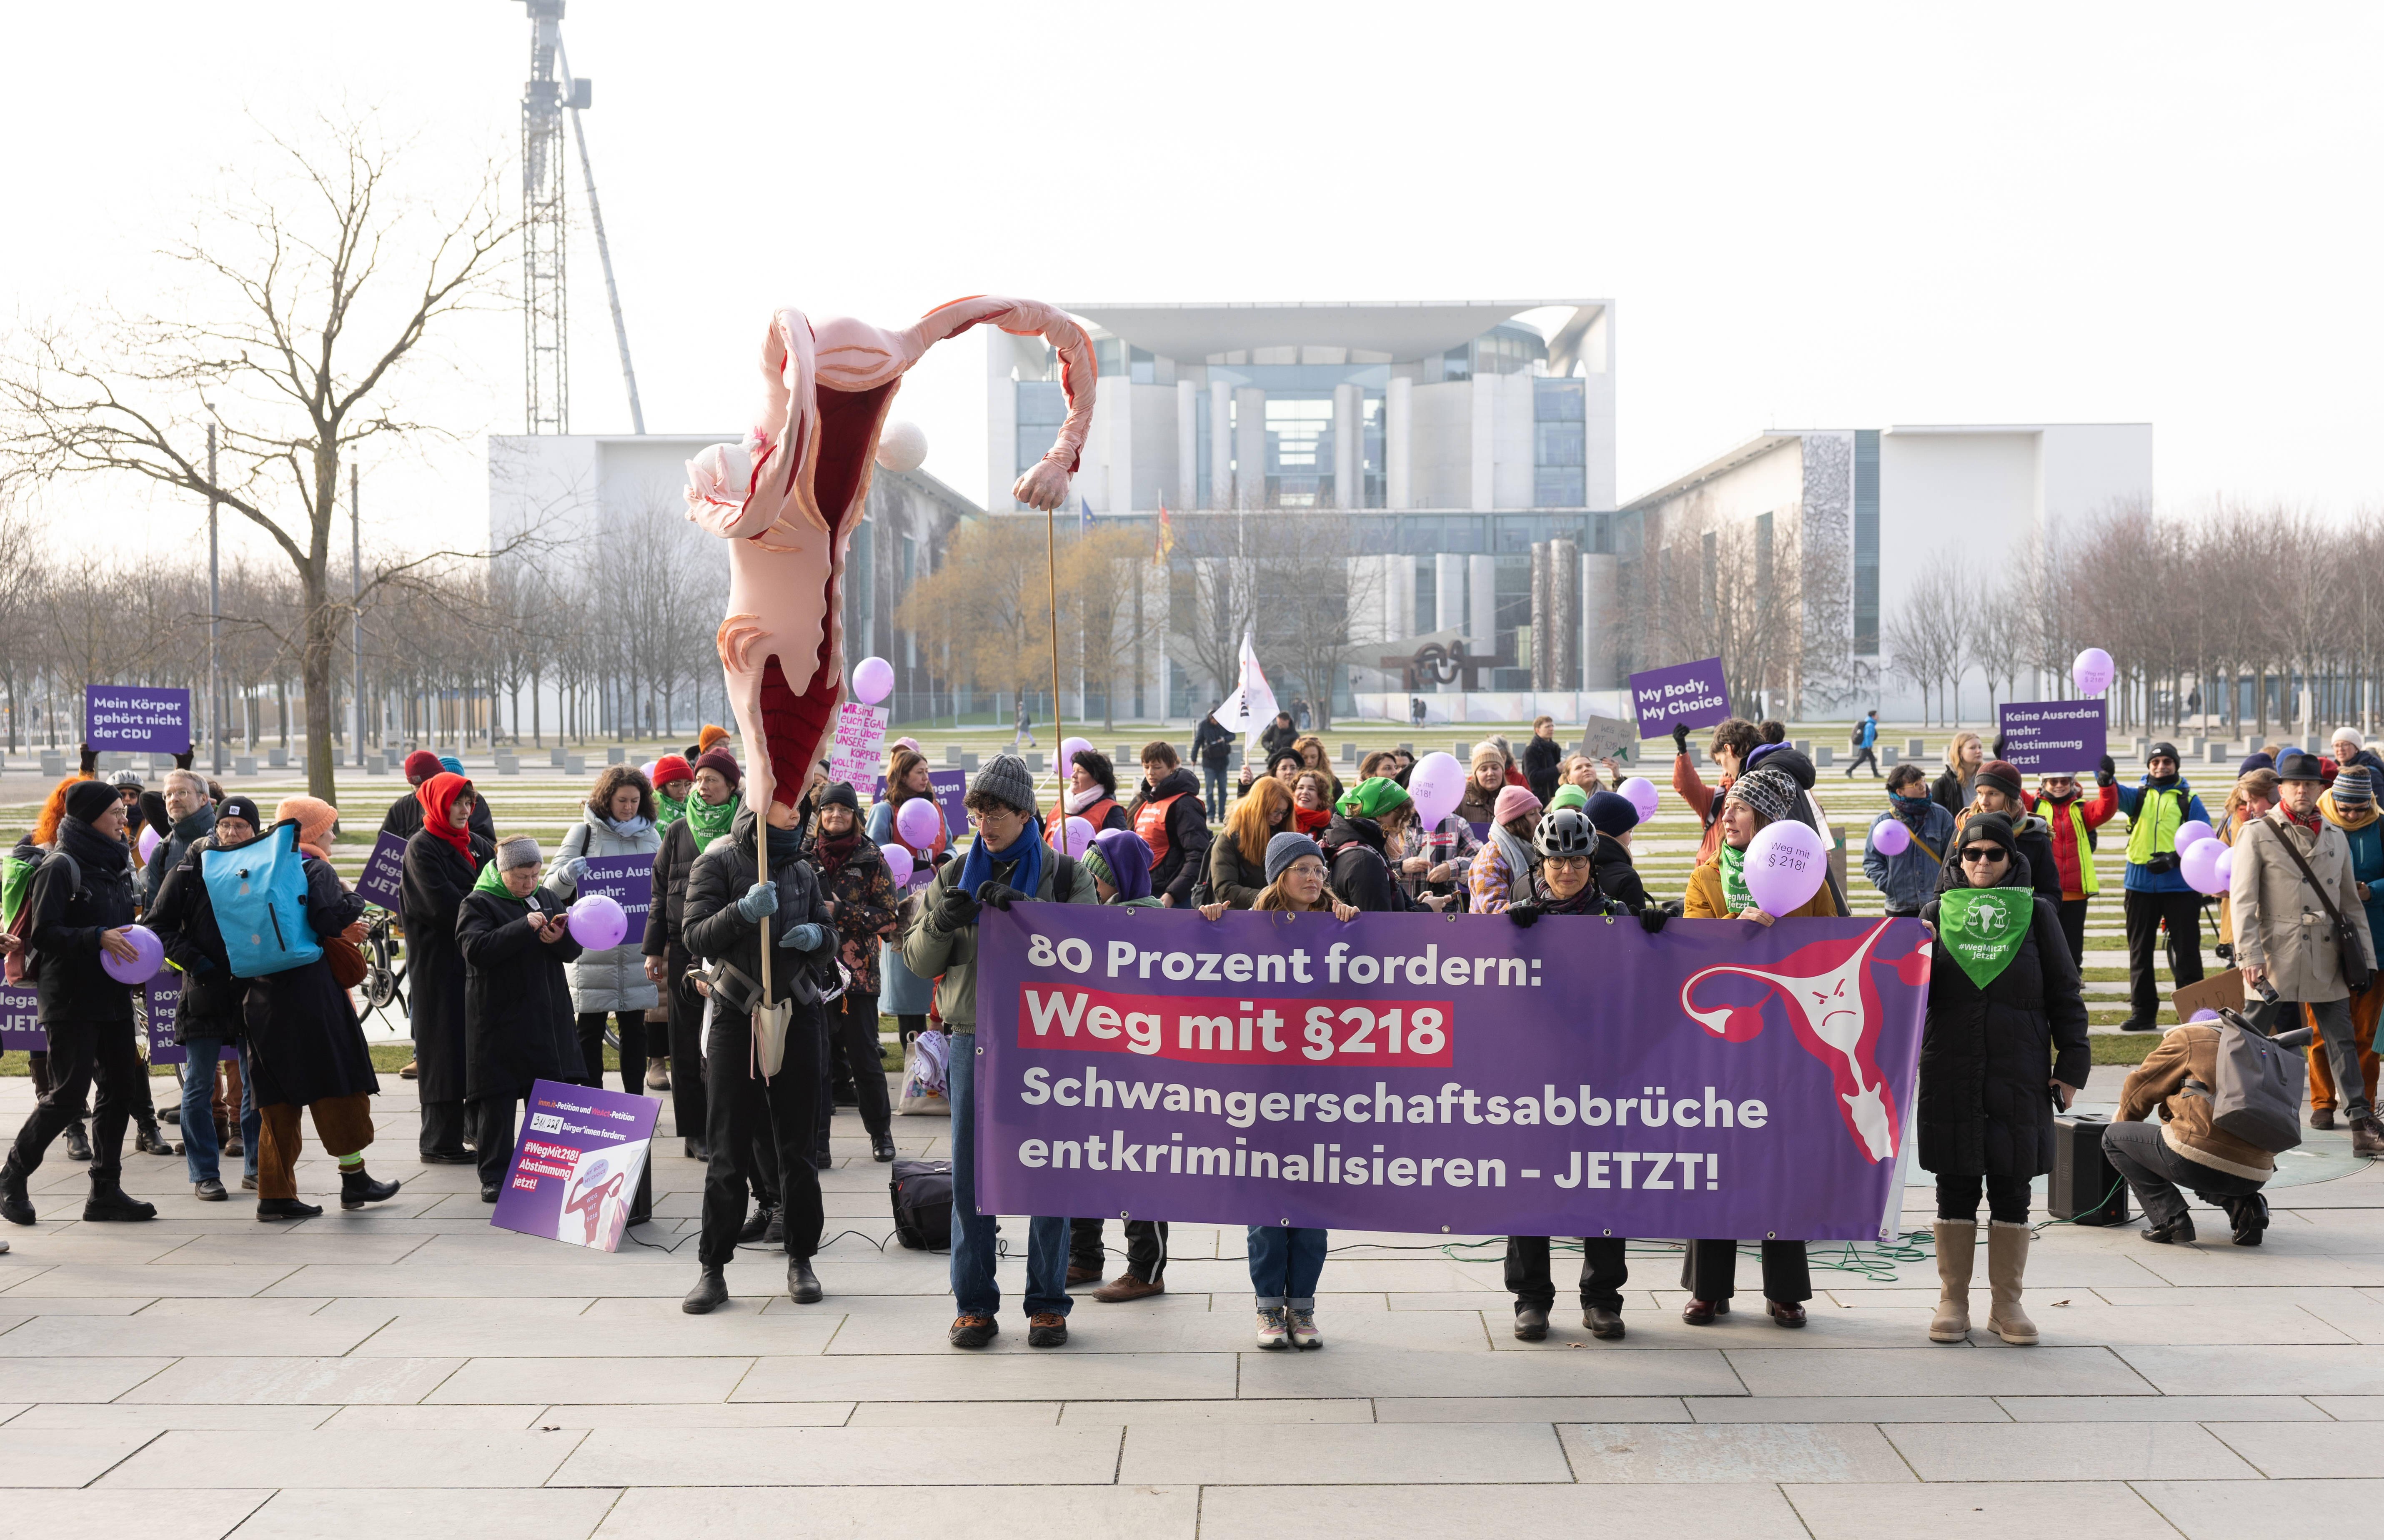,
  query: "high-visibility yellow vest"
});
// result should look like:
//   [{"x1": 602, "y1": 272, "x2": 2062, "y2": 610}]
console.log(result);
[
  {"x1": 2126, "y1": 785, "x2": 2187, "y2": 867},
  {"x1": 2061, "y1": 798, "x2": 2099, "y2": 897}
]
